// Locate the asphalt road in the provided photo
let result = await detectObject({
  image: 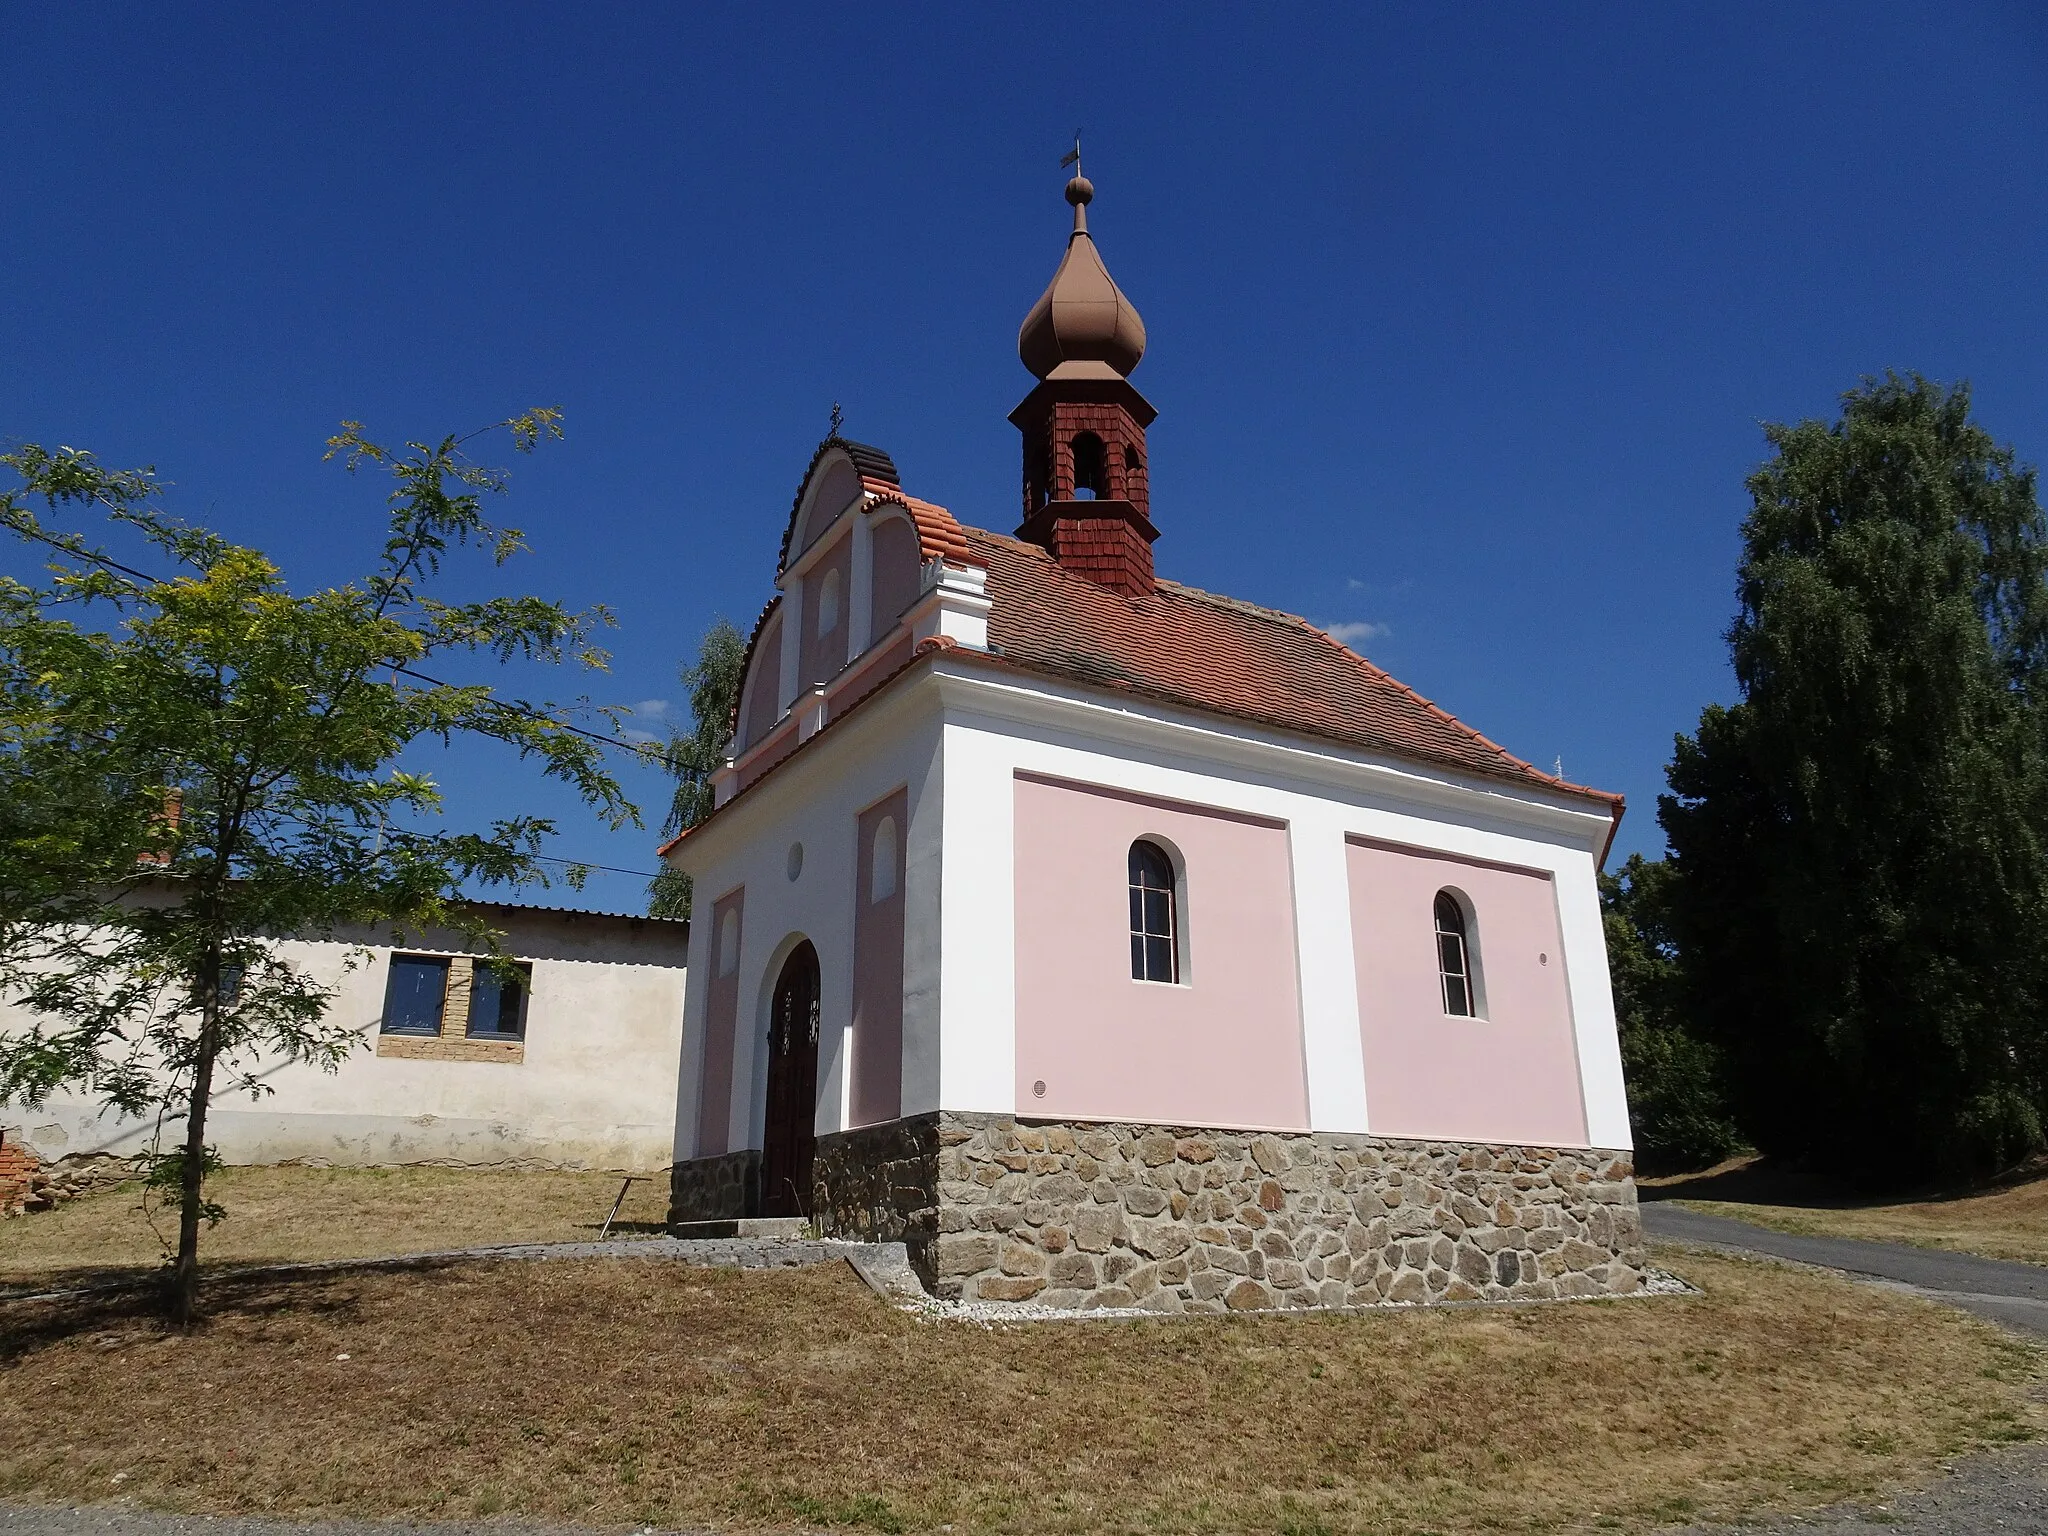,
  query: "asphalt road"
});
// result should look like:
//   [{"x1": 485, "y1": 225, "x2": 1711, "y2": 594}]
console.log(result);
[{"x1": 1641, "y1": 1200, "x2": 2048, "y2": 1338}]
